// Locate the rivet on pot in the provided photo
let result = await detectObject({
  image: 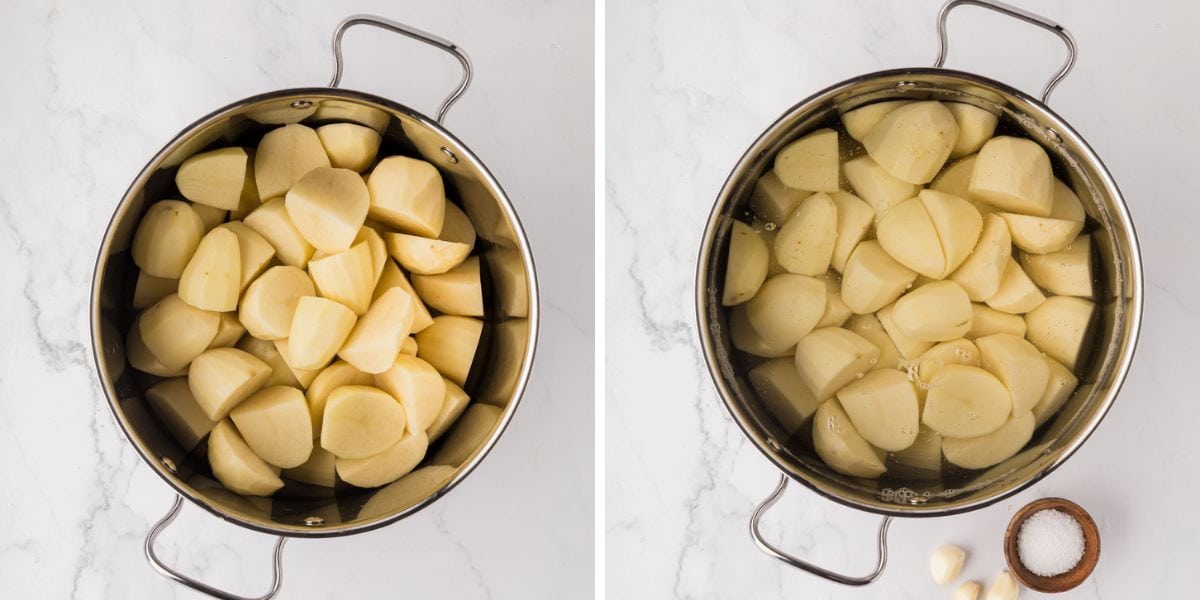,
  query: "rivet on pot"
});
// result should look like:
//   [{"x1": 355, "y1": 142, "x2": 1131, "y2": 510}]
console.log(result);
[
  {"x1": 303, "y1": 516, "x2": 325, "y2": 526},
  {"x1": 766, "y1": 437, "x2": 781, "y2": 452},
  {"x1": 441, "y1": 147, "x2": 459, "y2": 163},
  {"x1": 896, "y1": 81, "x2": 917, "y2": 90},
  {"x1": 291, "y1": 99, "x2": 313, "y2": 110},
  {"x1": 160, "y1": 457, "x2": 177, "y2": 474},
  {"x1": 1046, "y1": 128, "x2": 1062, "y2": 143}
]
